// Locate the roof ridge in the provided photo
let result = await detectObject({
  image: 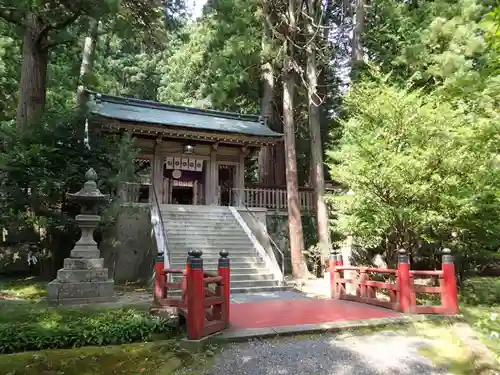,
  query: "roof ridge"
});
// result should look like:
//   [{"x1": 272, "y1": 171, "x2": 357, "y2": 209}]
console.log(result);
[{"x1": 87, "y1": 90, "x2": 263, "y2": 123}]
